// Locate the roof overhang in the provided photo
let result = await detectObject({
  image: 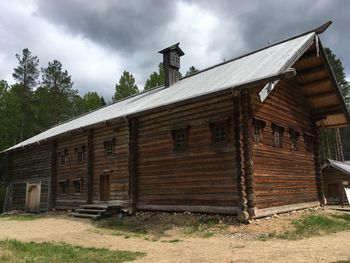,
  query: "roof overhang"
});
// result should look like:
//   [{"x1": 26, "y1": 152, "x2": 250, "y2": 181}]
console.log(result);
[{"x1": 293, "y1": 33, "x2": 350, "y2": 128}]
